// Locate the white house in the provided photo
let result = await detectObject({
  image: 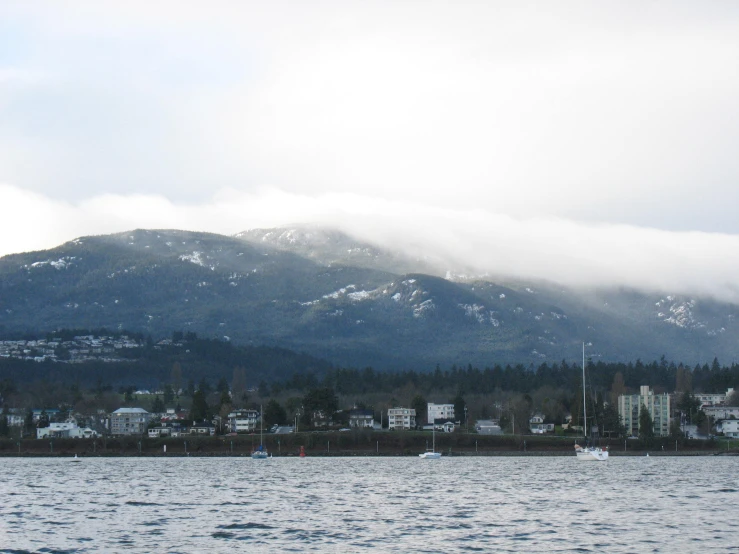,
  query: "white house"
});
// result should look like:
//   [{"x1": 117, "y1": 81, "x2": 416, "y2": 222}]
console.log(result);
[
  {"x1": 348, "y1": 409, "x2": 374, "y2": 428},
  {"x1": 388, "y1": 407, "x2": 416, "y2": 430},
  {"x1": 694, "y1": 388, "x2": 734, "y2": 408},
  {"x1": 37, "y1": 422, "x2": 98, "y2": 439},
  {"x1": 529, "y1": 415, "x2": 555, "y2": 434},
  {"x1": 703, "y1": 406, "x2": 739, "y2": 421},
  {"x1": 715, "y1": 419, "x2": 739, "y2": 438},
  {"x1": 427, "y1": 403, "x2": 455, "y2": 425}
]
